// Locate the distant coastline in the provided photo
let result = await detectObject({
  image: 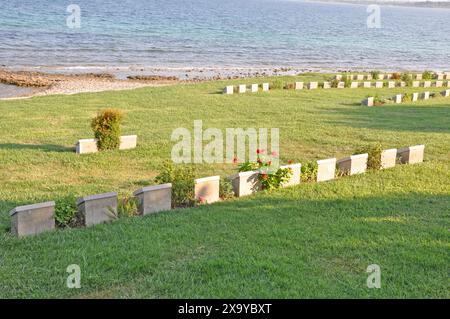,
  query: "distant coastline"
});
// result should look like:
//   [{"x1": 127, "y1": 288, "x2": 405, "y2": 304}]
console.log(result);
[{"x1": 307, "y1": 0, "x2": 450, "y2": 9}]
